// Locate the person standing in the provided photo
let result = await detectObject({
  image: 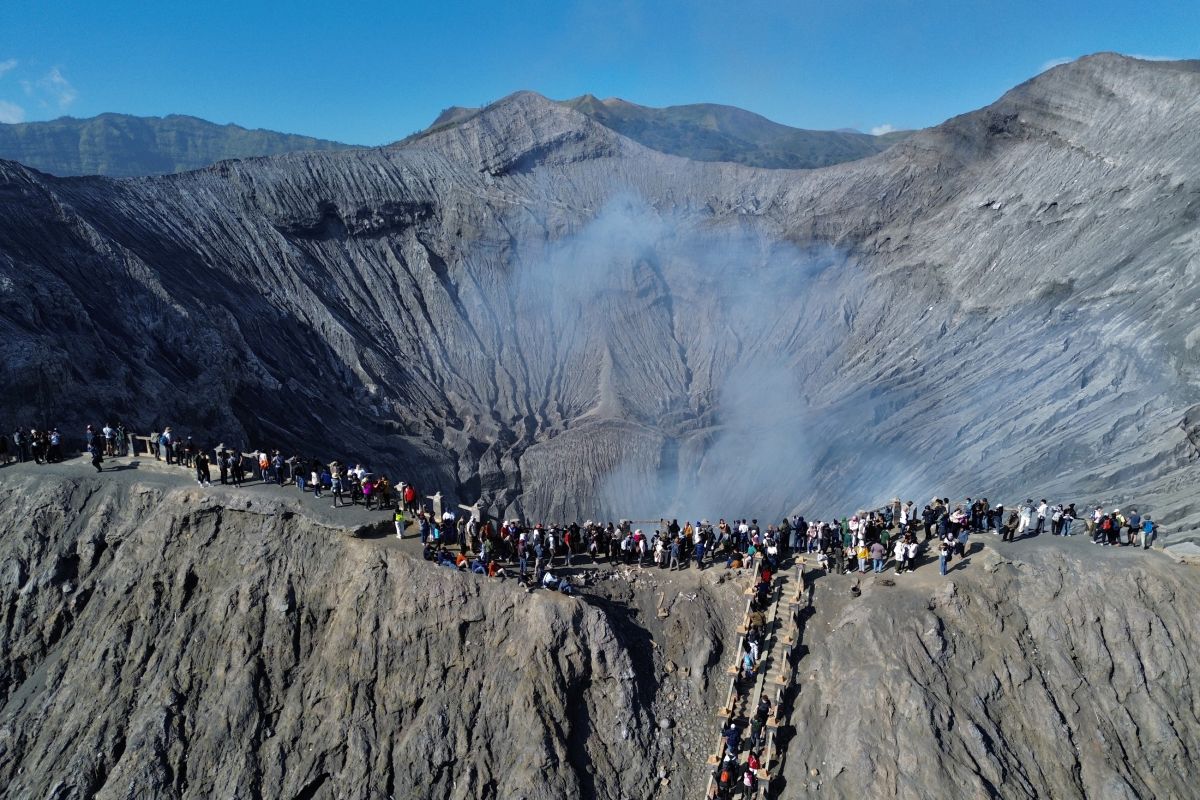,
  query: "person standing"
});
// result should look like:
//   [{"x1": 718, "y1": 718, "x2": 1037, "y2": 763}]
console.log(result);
[
  {"x1": 330, "y1": 463, "x2": 343, "y2": 507},
  {"x1": 87, "y1": 437, "x2": 103, "y2": 473},
  {"x1": 195, "y1": 450, "x2": 211, "y2": 486},
  {"x1": 742, "y1": 764, "x2": 756, "y2": 798},
  {"x1": 870, "y1": 540, "x2": 885, "y2": 573},
  {"x1": 893, "y1": 538, "x2": 907, "y2": 575},
  {"x1": 1018, "y1": 501, "x2": 1032, "y2": 535},
  {"x1": 939, "y1": 538, "x2": 952, "y2": 576},
  {"x1": 1141, "y1": 516, "x2": 1155, "y2": 549}
]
